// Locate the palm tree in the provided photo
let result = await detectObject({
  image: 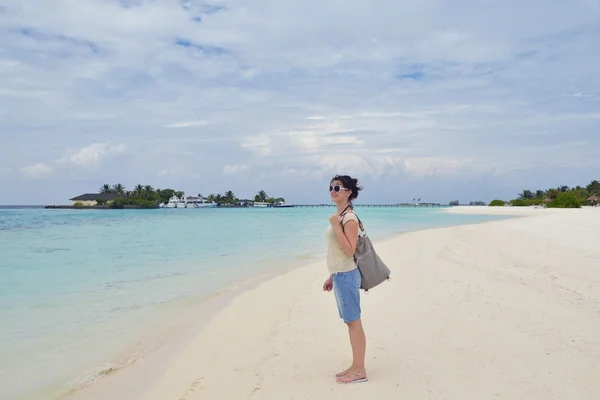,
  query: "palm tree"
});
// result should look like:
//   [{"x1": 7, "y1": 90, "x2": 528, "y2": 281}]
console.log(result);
[
  {"x1": 546, "y1": 188, "x2": 559, "y2": 199},
  {"x1": 133, "y1": 184, "x2": 143, "y2": 195},
  {"x1": 519, "y1": 190, "x2": 535, "y2": 199},
  {"x1": 571, "y1": 186, "x2": 586, "y2": 198},
  {"x1": 257, "y1": 190, "x2": 268, "y2": 202},
  {"x1": 225, "y1": 190, "x2": 236, "y2": 203},
  {"x1": 100, "y1": 184, "x2": 112, "y2": 194},
  {"x1": 587, "y1": 180, "x2": 600, "y2": 195},
  {"x1": 112, "y1": 183, "x2": 125, "y2": 194}
]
